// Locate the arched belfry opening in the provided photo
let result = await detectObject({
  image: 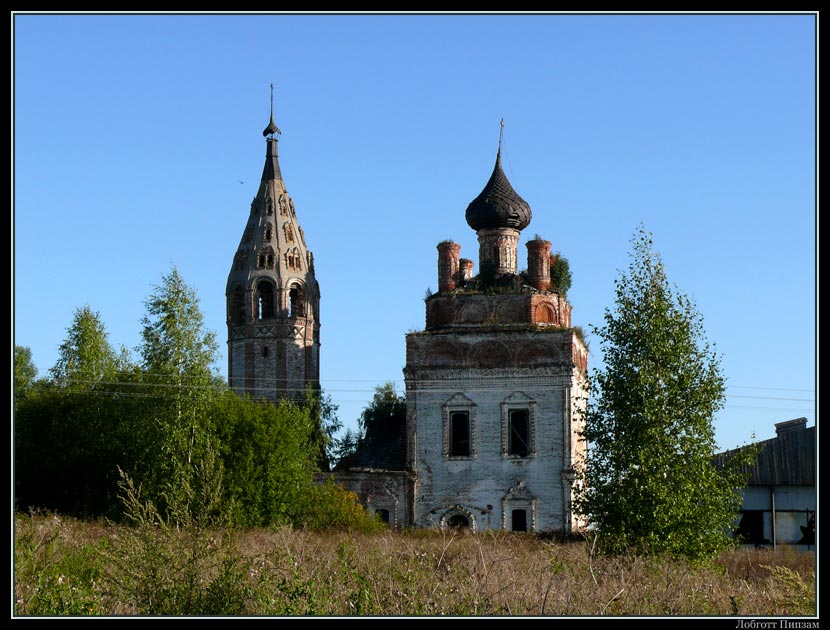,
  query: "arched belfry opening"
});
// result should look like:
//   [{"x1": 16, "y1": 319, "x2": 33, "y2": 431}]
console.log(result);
[
  {"x1": 256, "y1": 280, "x2": 275, "y2": 320},
  {"x1": 288, "y1": 282, "x2": 305, "y2": 318}
]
